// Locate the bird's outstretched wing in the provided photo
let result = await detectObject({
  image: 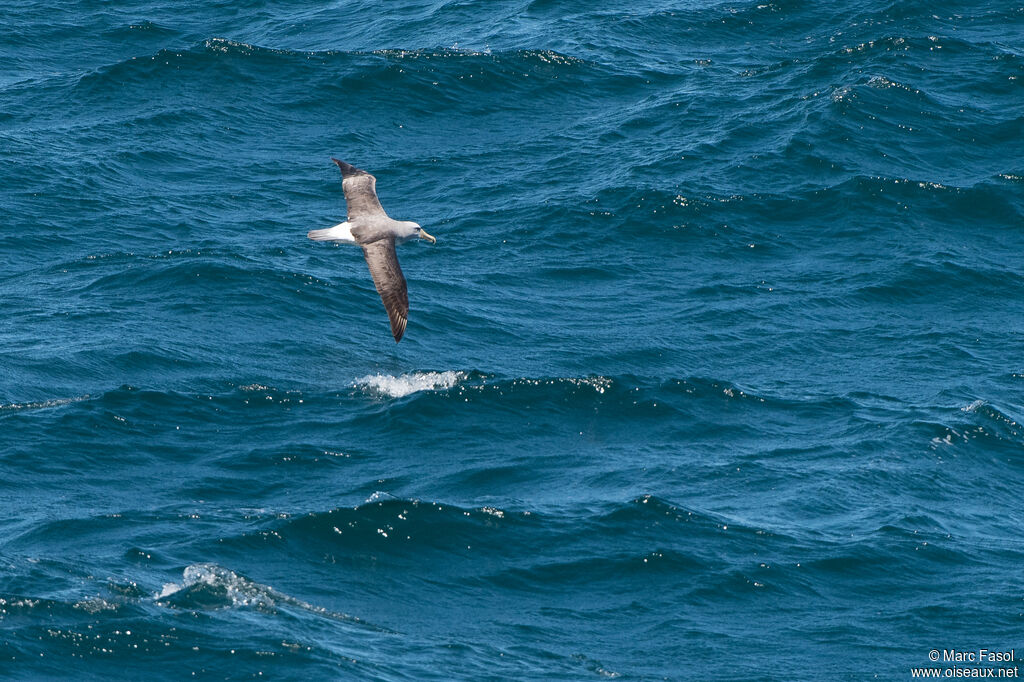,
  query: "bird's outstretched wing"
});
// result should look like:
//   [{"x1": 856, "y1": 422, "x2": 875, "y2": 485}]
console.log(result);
[
  {"x1": 332, "y1": 158, "x2": 387, "y2": 220},
  {"x1": 361, "y1": 238, "x2": 409, "y2": 342}
]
